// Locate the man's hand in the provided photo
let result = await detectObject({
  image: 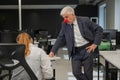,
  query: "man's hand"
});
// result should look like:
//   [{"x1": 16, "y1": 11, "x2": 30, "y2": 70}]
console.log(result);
[
  {"x1": 49, "y1": 52, "x2": 55, "y2": 57},
  {"x1": 86, "y1": 44, "x2": 97, "y2": 53}
]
